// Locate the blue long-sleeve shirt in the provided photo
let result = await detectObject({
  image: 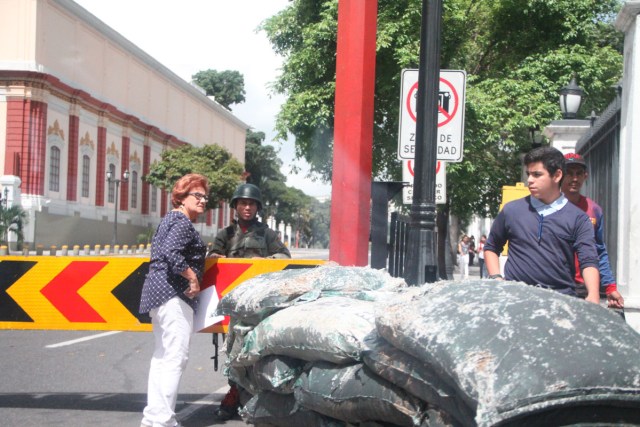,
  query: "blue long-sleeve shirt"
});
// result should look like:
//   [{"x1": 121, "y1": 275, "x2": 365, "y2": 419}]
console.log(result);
[
  {"x1": 139, "y1": 211, "x2": 206, "y2": 313},
  {"x1": 485, "y1": 196, "x2": 599, "y2": 295}
]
